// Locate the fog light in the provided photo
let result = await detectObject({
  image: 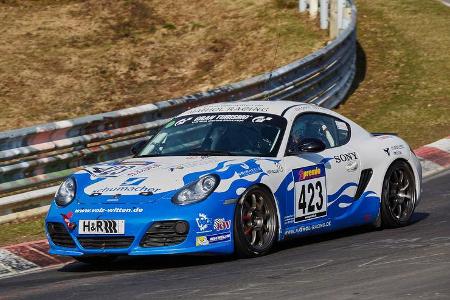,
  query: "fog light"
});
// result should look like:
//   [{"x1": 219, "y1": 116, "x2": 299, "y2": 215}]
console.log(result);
[{"x1": 174, "y1": 221, "x2": 189, "y2": 234}]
